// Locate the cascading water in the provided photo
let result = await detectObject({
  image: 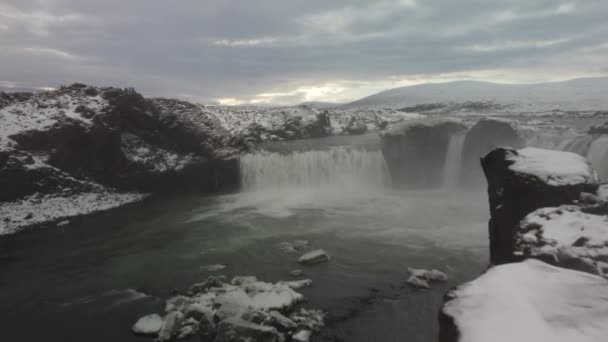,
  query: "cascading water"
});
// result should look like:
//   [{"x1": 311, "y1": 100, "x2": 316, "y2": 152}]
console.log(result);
[
  {"x1": 239, "y1": 147, "x2": 391, "y2": 191},
  {"x1": 587, "y1": 136, "x2": 608, "y2": 181},
  {"x1": 442, "y1": 134, "x2": 466, "y2": 187}
]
